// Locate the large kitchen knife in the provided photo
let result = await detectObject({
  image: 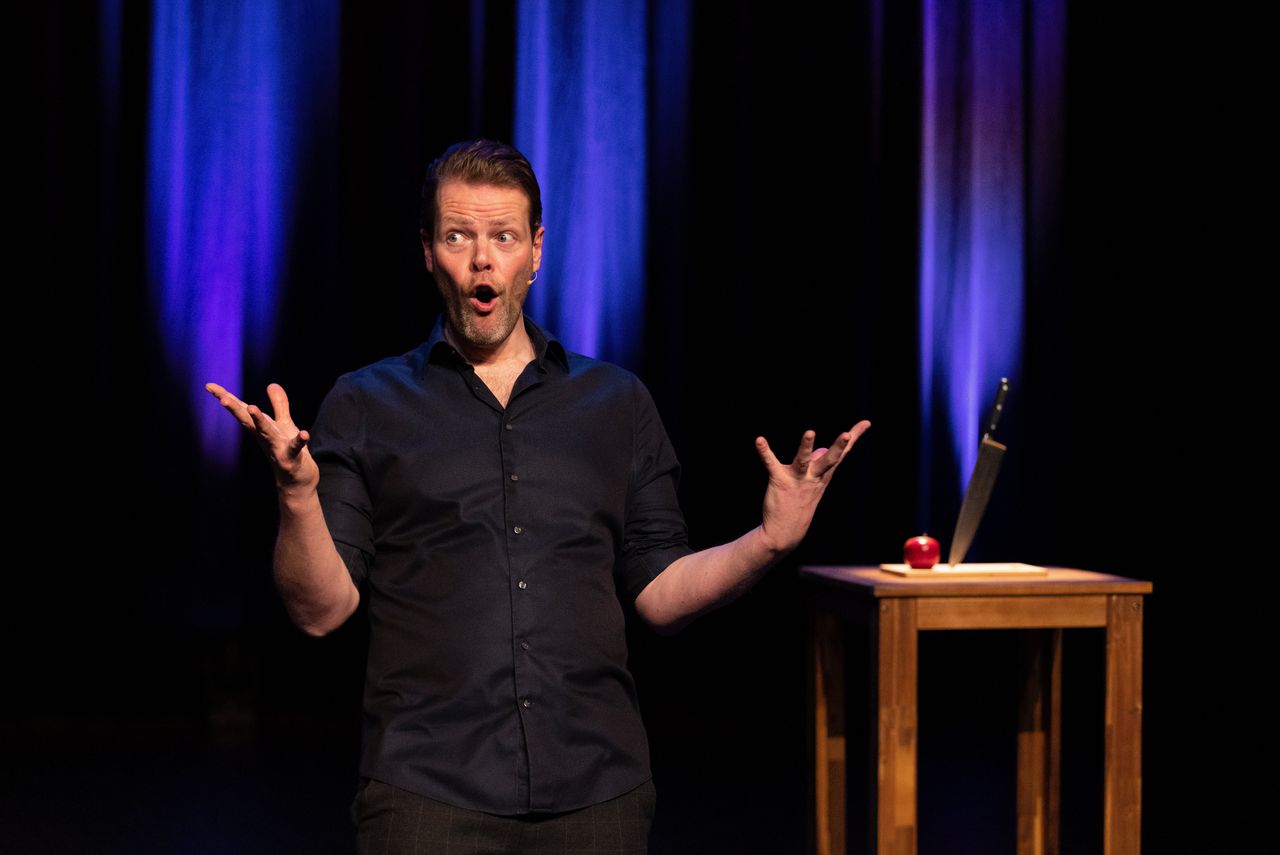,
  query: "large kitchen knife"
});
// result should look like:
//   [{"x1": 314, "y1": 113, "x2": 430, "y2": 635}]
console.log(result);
[{"x1": 947, "y1": 378, "x2": 1010, "y2": 566}]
